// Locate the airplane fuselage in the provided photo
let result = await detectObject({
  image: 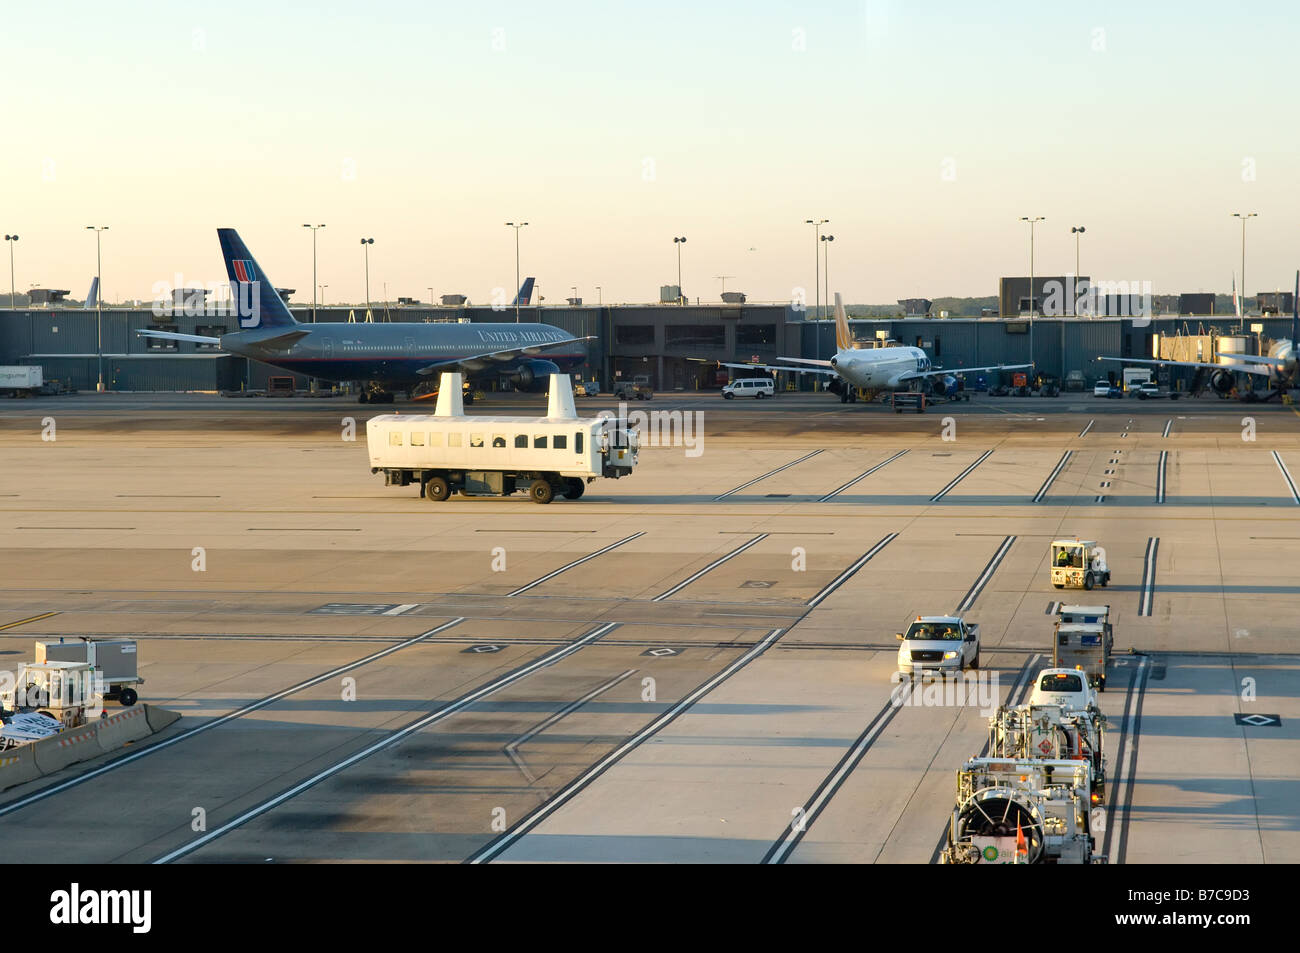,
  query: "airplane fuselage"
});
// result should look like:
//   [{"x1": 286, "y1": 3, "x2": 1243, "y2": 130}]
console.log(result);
[
  {"x1": 221, "y1": 321, "x2": 587, "y2": 388},
  {"x1": 830, "y1": 346, "x2": 932, "y2": 390}
]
